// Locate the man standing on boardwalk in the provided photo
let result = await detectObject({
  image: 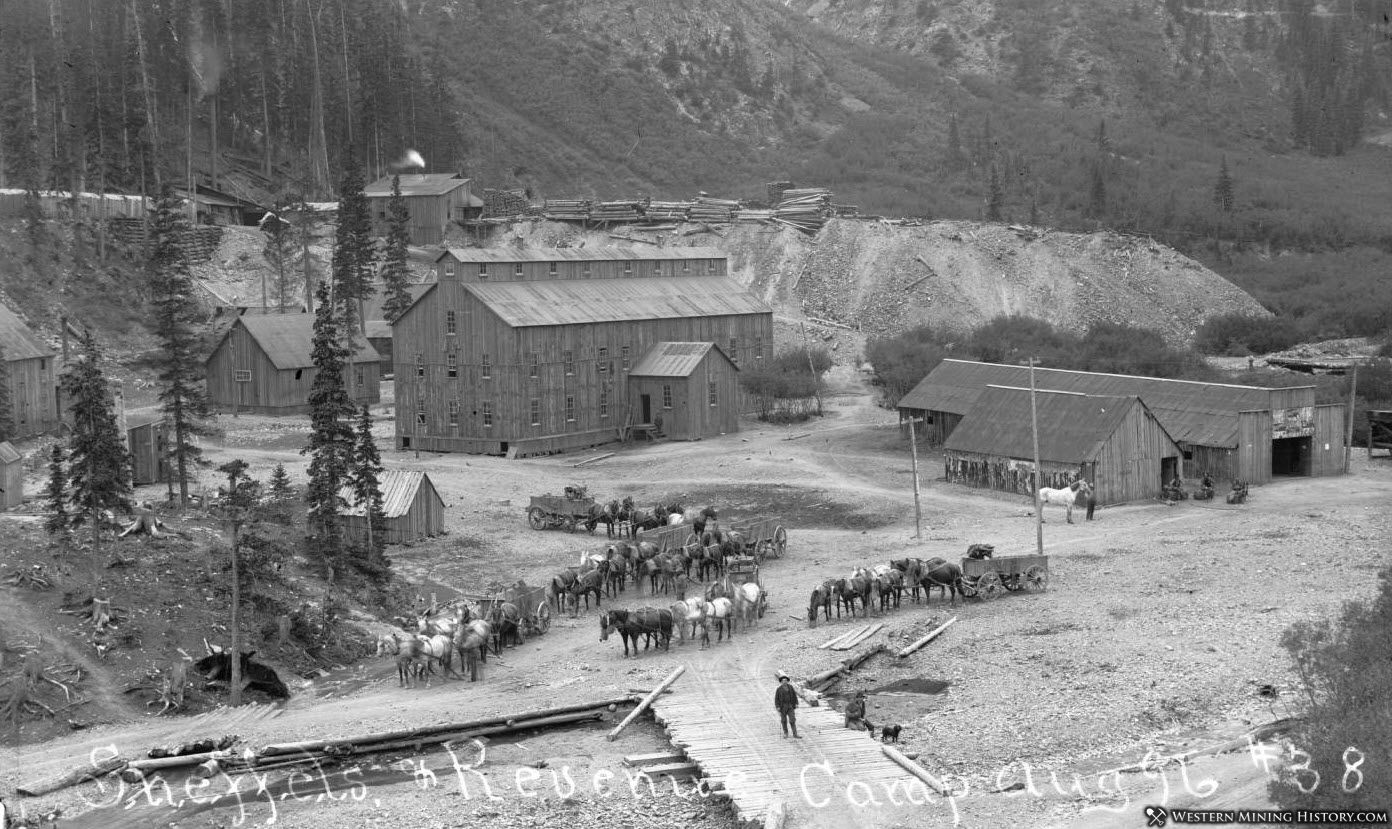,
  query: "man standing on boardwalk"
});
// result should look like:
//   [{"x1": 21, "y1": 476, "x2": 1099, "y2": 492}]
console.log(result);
[{"x1": 775, "y1": 675, "x2": 800, "y2": 738}]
